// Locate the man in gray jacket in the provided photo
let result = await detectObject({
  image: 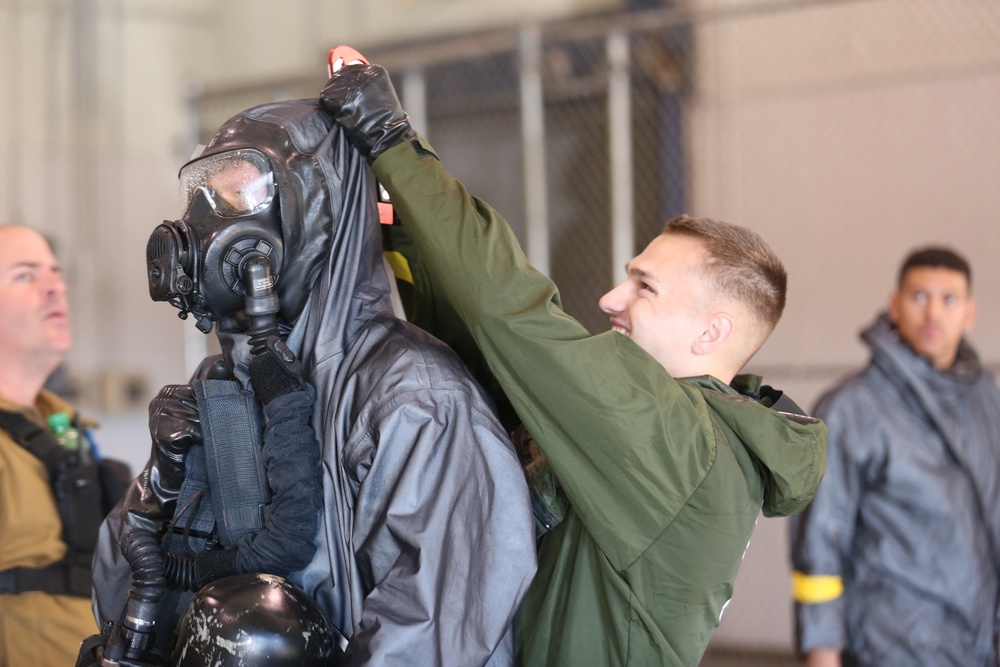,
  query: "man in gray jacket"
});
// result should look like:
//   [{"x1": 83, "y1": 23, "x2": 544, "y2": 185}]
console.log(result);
[{"x1": 790, "y1": 247, "x2": 1000, "y2": 667}]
